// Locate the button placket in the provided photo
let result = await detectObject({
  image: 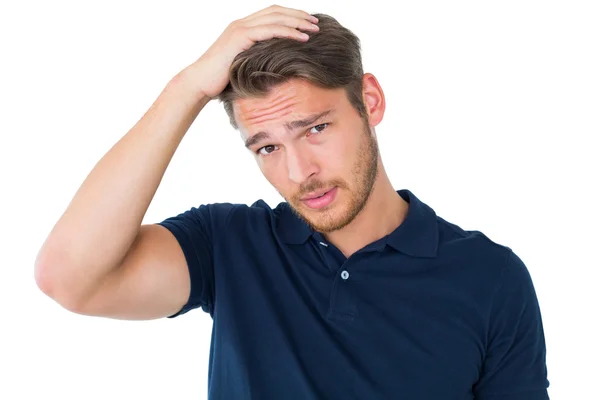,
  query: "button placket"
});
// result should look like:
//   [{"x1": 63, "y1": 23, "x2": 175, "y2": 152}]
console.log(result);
[
  {"x1": 326, "y1": 257, "x2": 359, "y2": 322},
  {"x1": 312, "y1": 234, "x2": 339, "y2": 273},
  {"x1": 310, "y1": 234, "x2": 357, "y2": 321}
]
